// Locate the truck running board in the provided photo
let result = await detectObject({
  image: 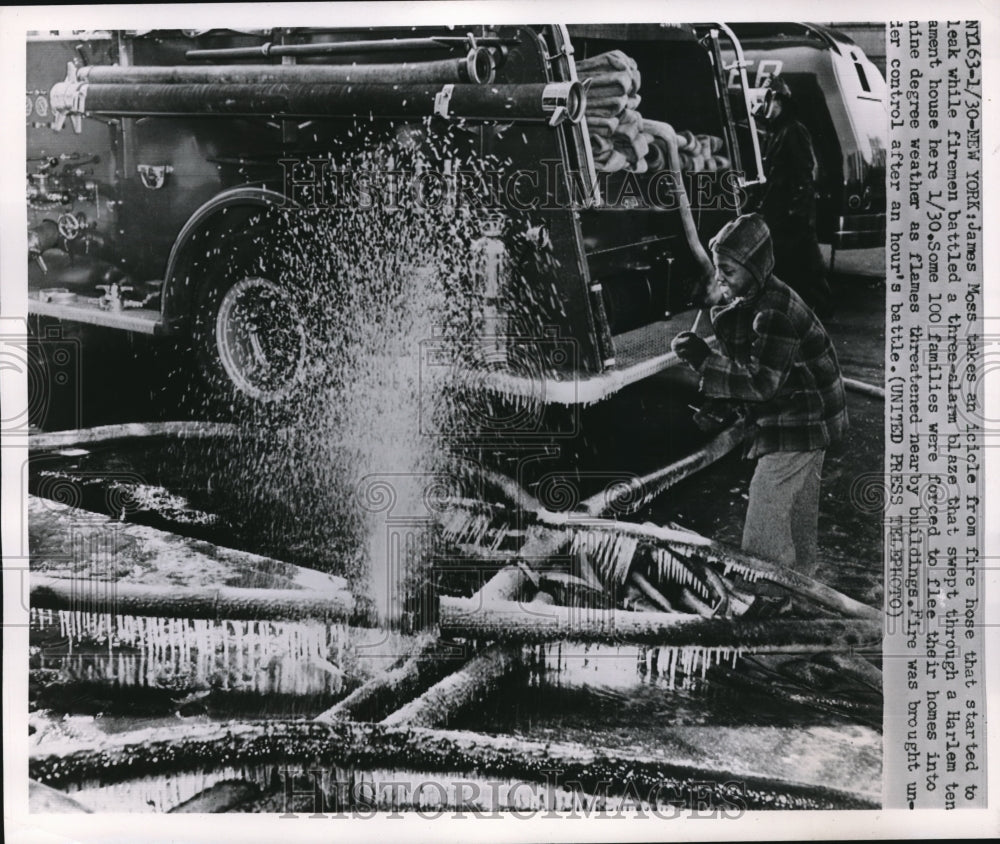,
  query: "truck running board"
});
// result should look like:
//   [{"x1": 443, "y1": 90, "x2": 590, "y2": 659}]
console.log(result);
[{"x1": 29, "y1": 295, "x2": 164, "y2": 335}]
